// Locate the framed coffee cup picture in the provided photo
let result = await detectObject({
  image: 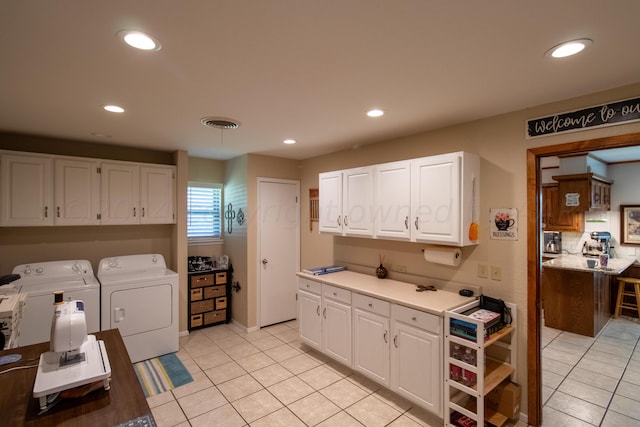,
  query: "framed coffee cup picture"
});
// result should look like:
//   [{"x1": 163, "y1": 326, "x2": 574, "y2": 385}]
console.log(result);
[{"x1": 620, "y1": 204, "x2": 640, "y2": 246}]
